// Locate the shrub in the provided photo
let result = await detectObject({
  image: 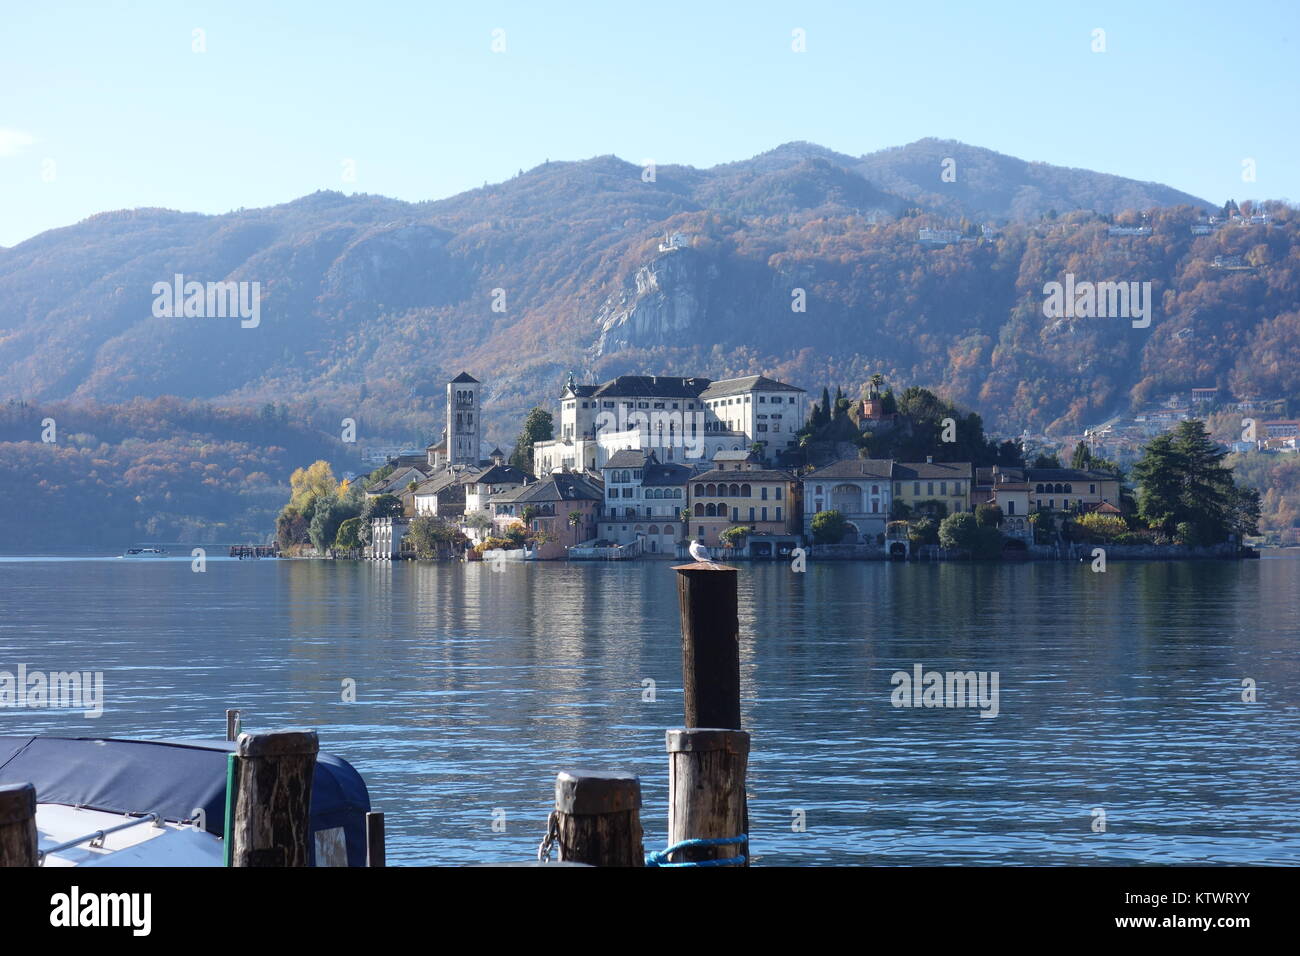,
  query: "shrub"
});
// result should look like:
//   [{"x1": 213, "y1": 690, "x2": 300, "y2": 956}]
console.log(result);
[
  {"x1": 1076, "y1": 513, "x2": 1128, "y2": 542},
  {"x1": 811, "y1": 510, "x2": 847, "y2": 544},
  {"x1": 909, "y1": 517, "x2": 939, "y2": 546},
  {"x1": 939, "y1": 512, "x2": 980, "y2": 551}
]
